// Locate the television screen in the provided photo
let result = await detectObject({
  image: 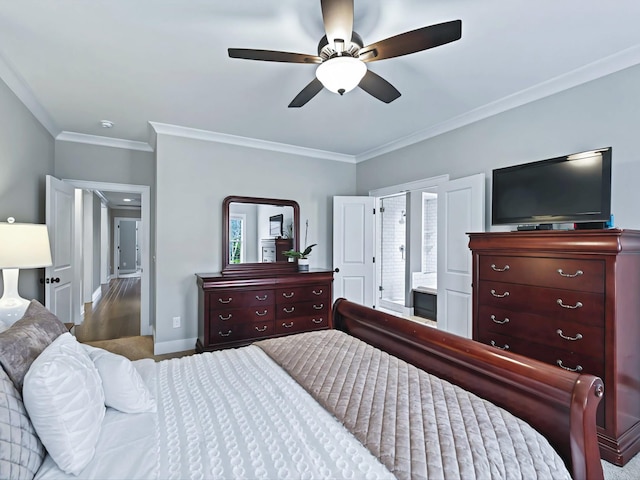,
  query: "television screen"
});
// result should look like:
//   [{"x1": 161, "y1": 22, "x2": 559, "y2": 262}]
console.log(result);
[{"x1": 492, "y1": 148, "x2": 612, "y2": 226}]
